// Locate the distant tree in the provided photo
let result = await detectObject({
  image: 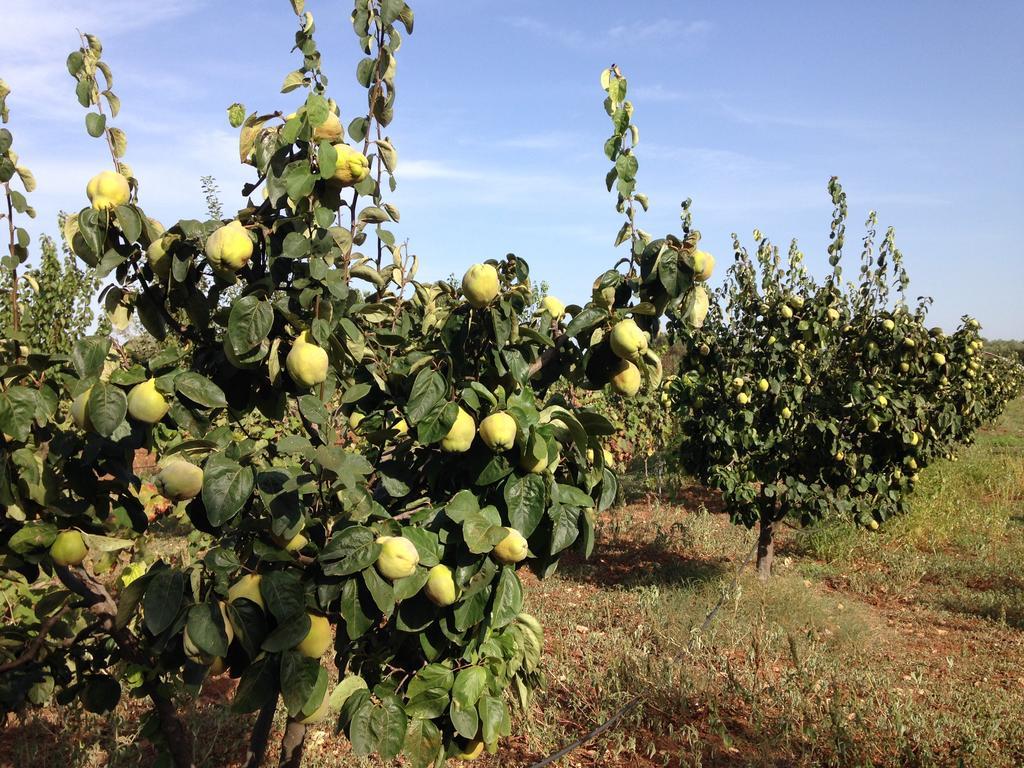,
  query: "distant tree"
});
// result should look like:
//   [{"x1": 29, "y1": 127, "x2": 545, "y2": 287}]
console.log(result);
[
  {"x1": 0, "y1": 220, "x2": 106, "y2": 353},
  {"x1": 200, "y1": 174, "x2": 223, "y2": 219},
  {"x1": 985, "y1": 339, "x2": 1024, "y2": 364}
]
